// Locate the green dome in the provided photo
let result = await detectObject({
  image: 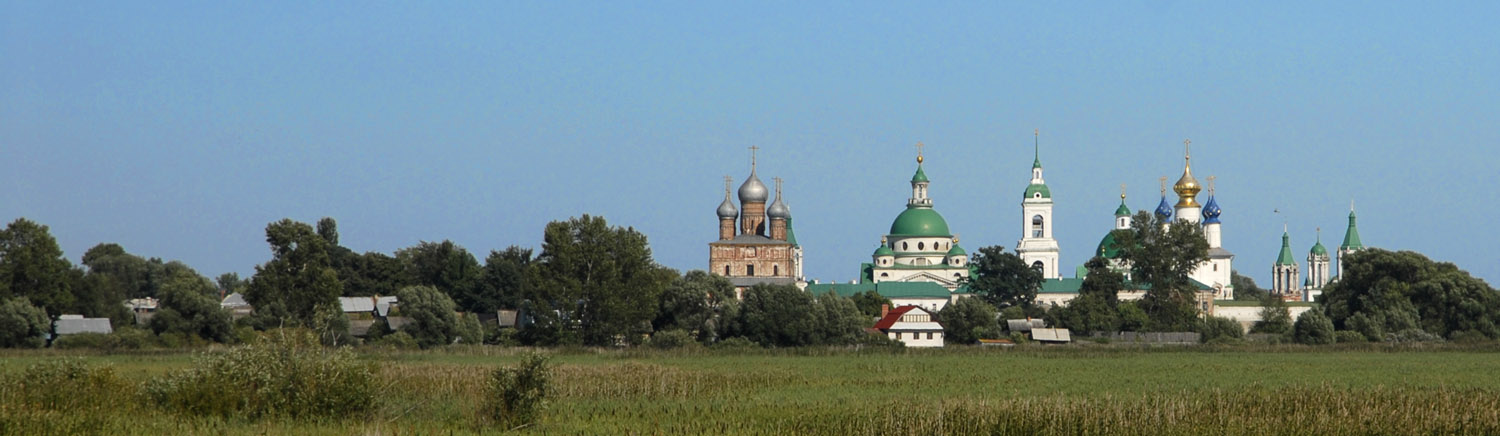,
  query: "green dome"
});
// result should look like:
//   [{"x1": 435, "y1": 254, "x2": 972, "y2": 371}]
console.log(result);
[
  {"x1": 889, "y1": 206, "x2": 951, "y2": 237},
  {"x1": 911, "y1": 164, "x2": 929, "y2": 183},
  {"x1": 1114, "y1": 201, "x2": 1131, "y2": 217},
  {"x1": 1024, "y1": 183, "x2": 1051, "y2": 199},
  {"x1": 946, "y1": 243, "x2": 966, "y2": 256},
  {"x1": 1096, "y1": 231, "x2": 1122, "y2": 259},
  {"x1": 873, "y1": 244, "x2": 894, "y2": 257},
  {"x1": 1310, "y1": 241, "x2": 1328, "y2": 256}
]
